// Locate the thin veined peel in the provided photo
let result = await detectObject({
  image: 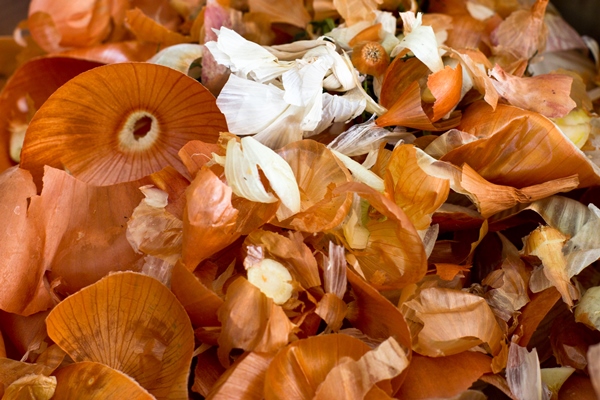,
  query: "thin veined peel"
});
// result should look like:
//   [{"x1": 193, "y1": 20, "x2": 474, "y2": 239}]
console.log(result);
[
  {"x1": 31, "y1": 166, "x2": 163, "y2": 295},
  {"x1": 575, "y1": 286, "x2": 600, "y2": 331},
  {"x1": 376, "y1": 81, "x2": 462, "y2": 131},
  {"x1": 489, "y1": 64, "x2": 576, "y2": 118},
  {"x1": 46, "y1": 272, "x2": 195, "y2": 400},
  {"x1": 396, "y1": 352, "x2": 492, "y2": 399},
  {"x1": 125, "y1": 8, "x2": 193, "y2": 46},
  {"x1": 248, "y1": 0, "x2": 311, "y2": 28},
  {"x1": 181, "y1": 167, "x2": 239, "y2": 270},
  {"x1": 385, "y1": 144, "x2": 450, "y2": 231},
  {"x1": 20, "y1": 62, "x2": 227, "y2": 186},
  {"x1": 217, "y1": 277, "x2": 295, "y2": 367},
  {"x1": 264, "y1": 333, "x2": 373, "y2": 400},
  {"x1": 2, "y1": 374, "x2": 56, "y2": 400},
  {"x1": 400, "y1": 287, "x2": 504, "y2": 357},
  {"x1": 427, "y1": 63, "x2": 463, "y2": 122},
  {"x1": 506, "y1": 343, "x2": 545, "y2": 400},
  {"x1": 589, "y1": 344, "x2": 600, "y2": 398},
  {"x1": 205, "y1": 351, "x2": 274, "y2": 400},
  {"x1": 0, "y1": 167, "x2": 50, "y2": 316},
  {"x1": 444, "y1": 102, "x2": 600, "y2": 188},
  {"x1": 52, "y1": 362, "x2": 154, "y2": 400},
  {"x1": 0, "y1": 56, "x2": 103, "y2": 171},
  {"x1": 335, "y1": 182, "x2": 427, "y2": 290},
  {"x1": 170, "y1": 261, "x2": 223, "y2": 328},
  {"x1": 313, "y1": 337, "x2": 409, "y2": 400},
  {"x1": 274, "y1": 140, "x2": 353, "y2": 232}
]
